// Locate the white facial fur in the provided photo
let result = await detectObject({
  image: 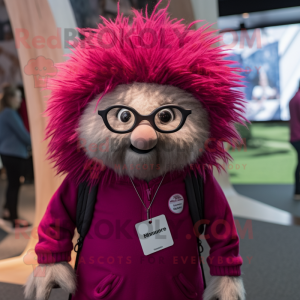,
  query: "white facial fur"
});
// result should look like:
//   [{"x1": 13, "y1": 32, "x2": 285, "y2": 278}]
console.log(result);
[{"x1": 78, "y1": 82, "x2": 209, "y2": 181}]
